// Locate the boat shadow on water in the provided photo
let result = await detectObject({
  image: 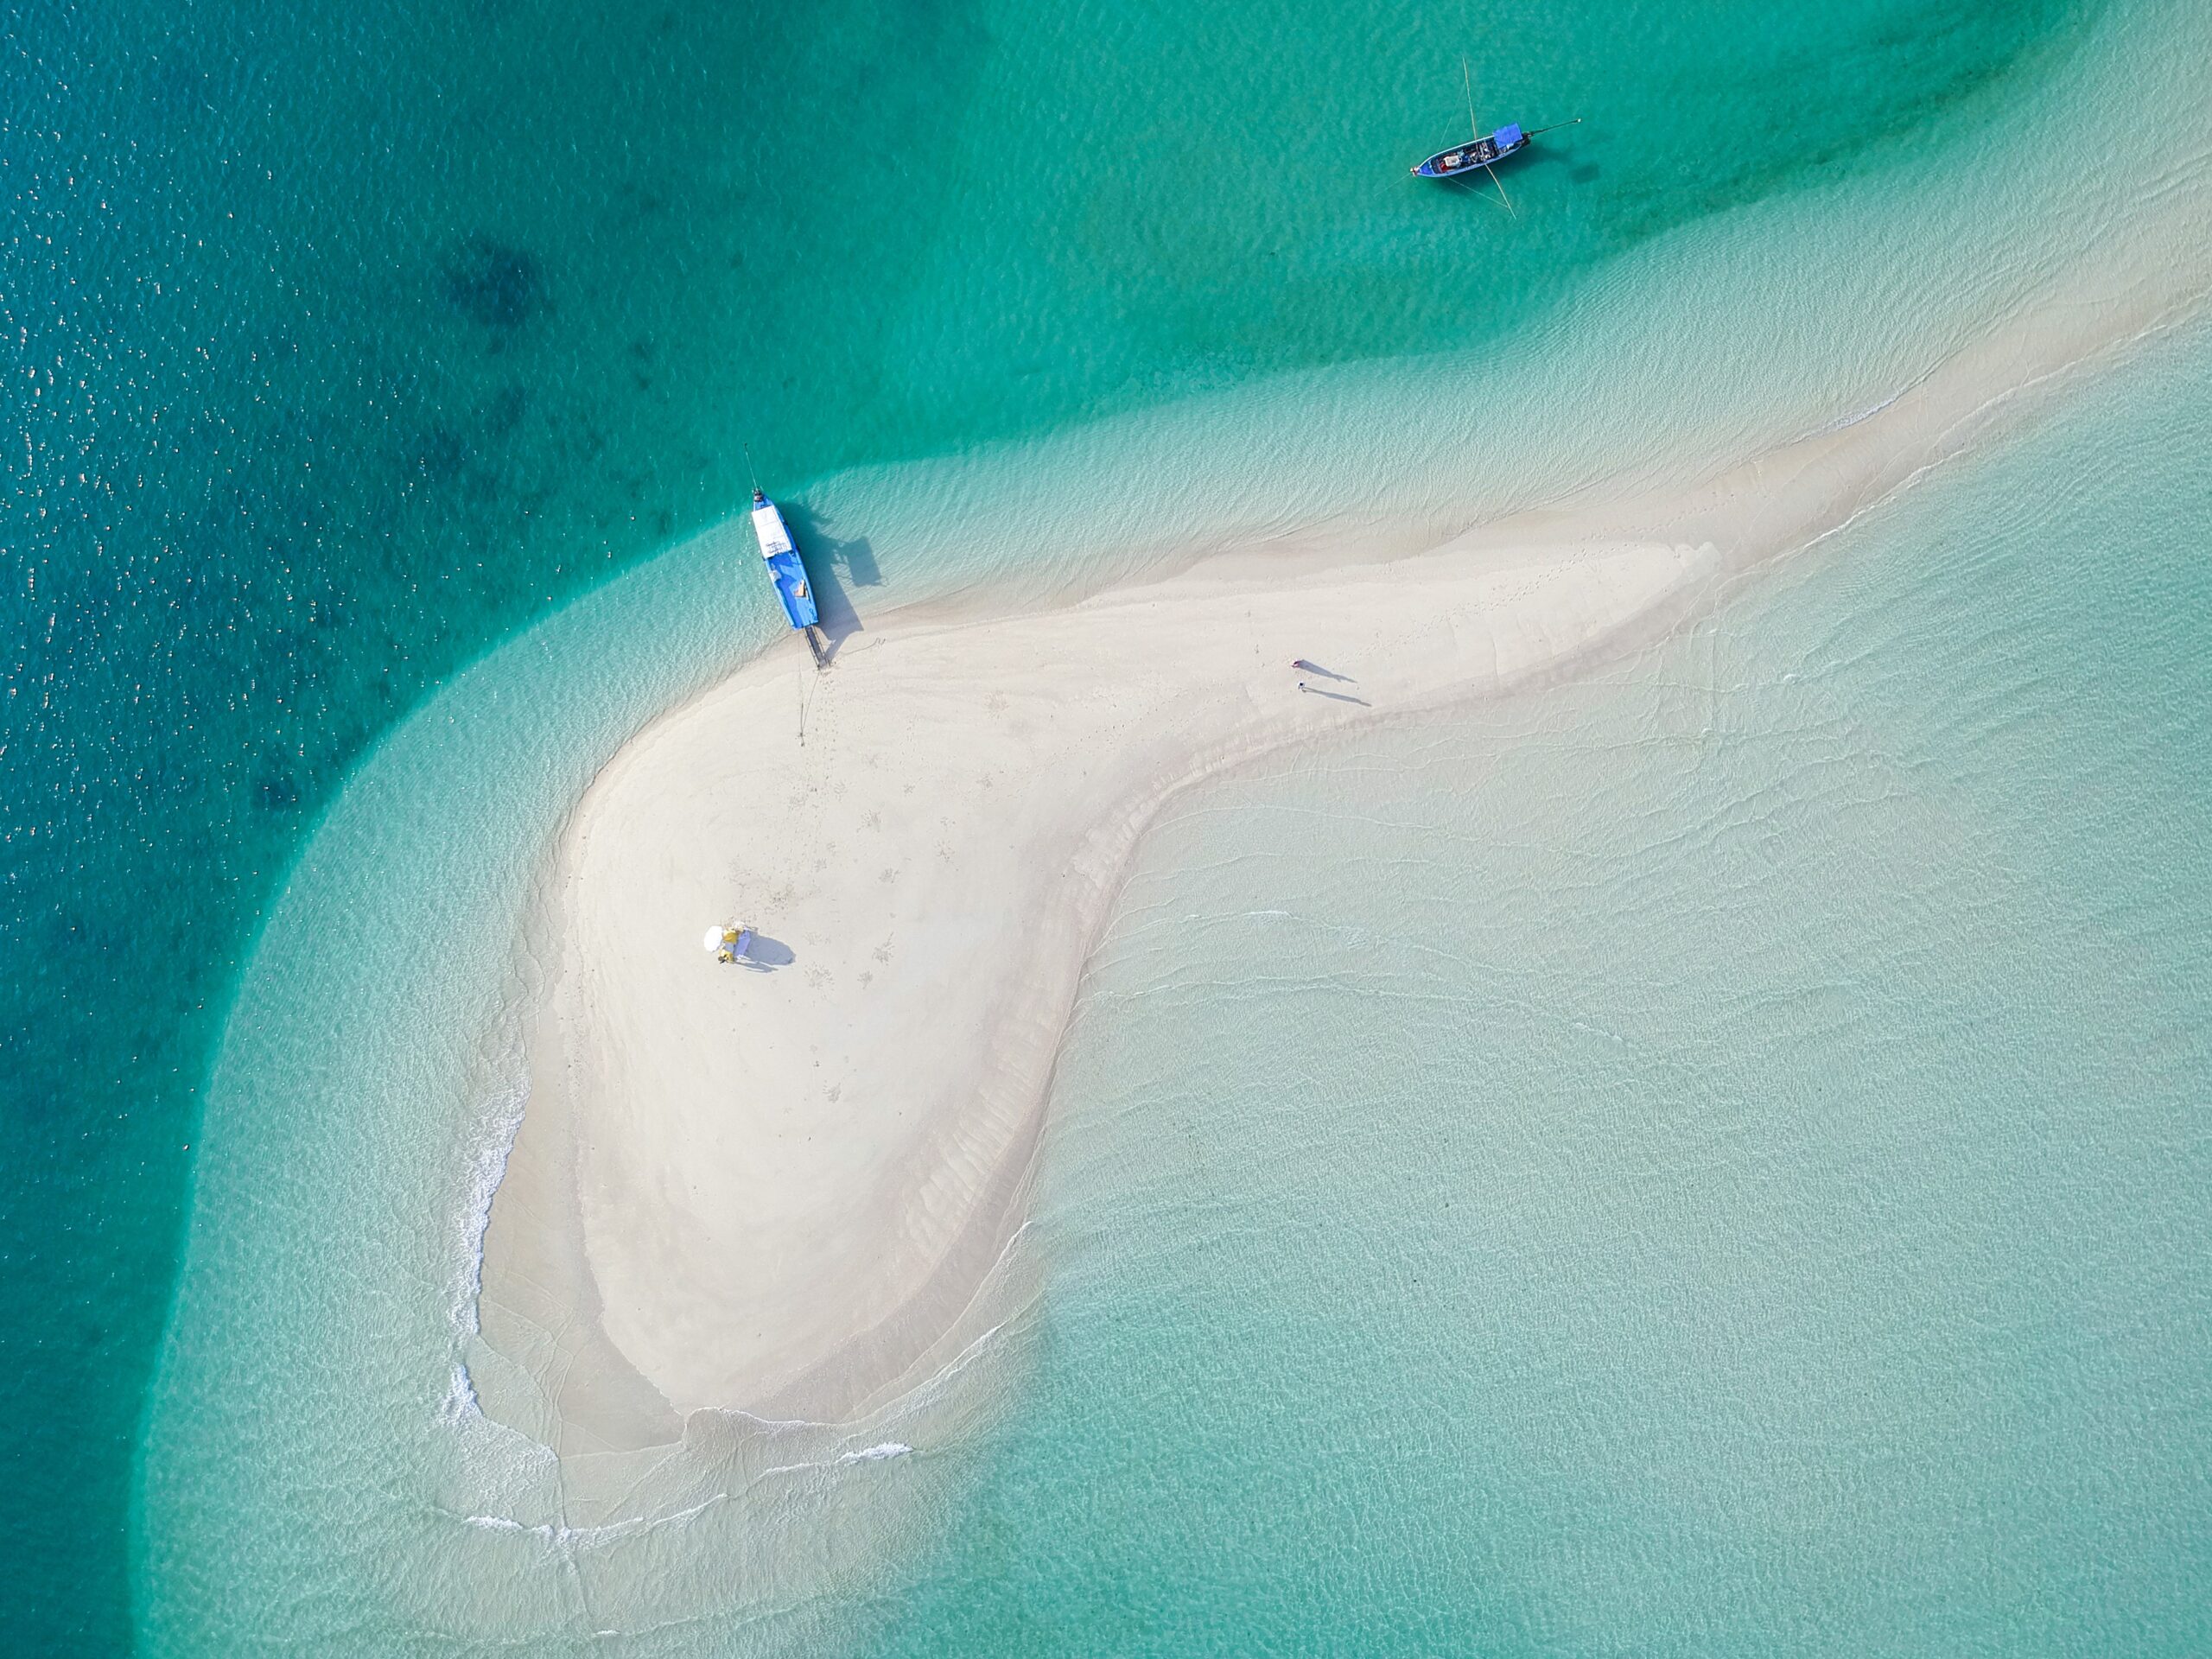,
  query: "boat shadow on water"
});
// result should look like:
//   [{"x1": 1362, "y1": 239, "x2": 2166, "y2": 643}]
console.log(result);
[
  {"x1": 1515, "y1": 146, "x2": 1599, "y2": 187},
  {"x1": 779, "y1": 501, "x2": 880, "y2": 665}
]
